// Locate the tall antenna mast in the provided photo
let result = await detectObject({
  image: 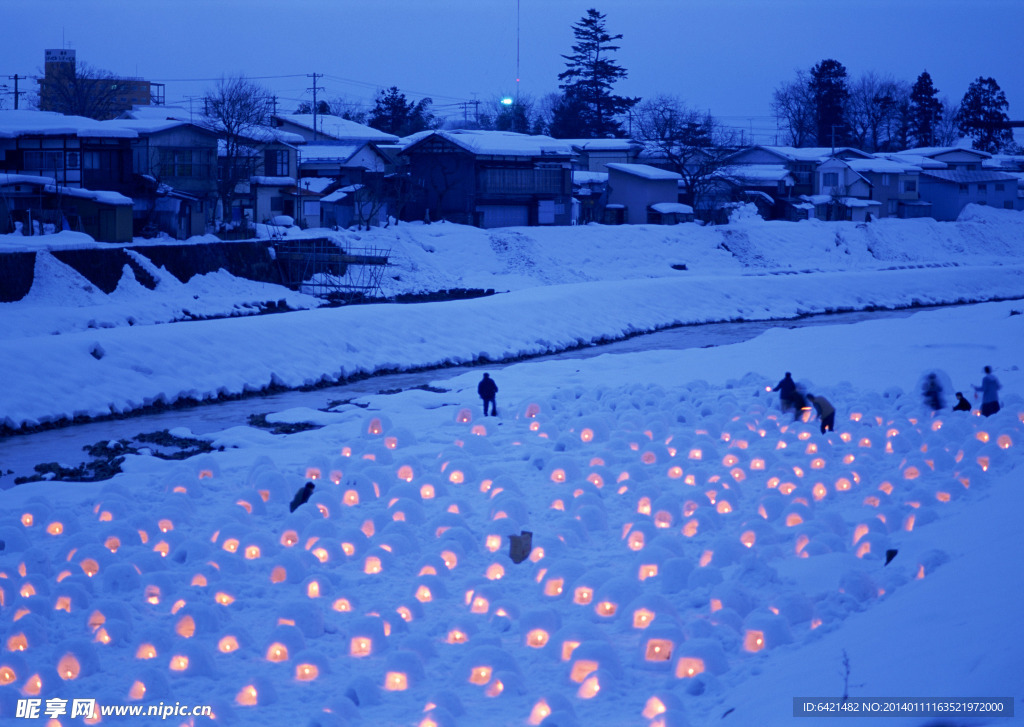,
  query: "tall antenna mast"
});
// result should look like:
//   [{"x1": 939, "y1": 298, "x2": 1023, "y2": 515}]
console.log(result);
[{"x1": 516, "y1": 0, "x2": 520, "y2": 99}]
